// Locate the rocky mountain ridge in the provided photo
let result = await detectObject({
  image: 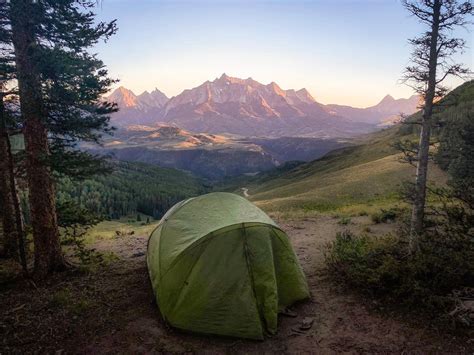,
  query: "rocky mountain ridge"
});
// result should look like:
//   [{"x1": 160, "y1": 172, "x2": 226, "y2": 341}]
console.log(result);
[{"x1": 107, "y1": 74, "x2": 420, "y2": 137}]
